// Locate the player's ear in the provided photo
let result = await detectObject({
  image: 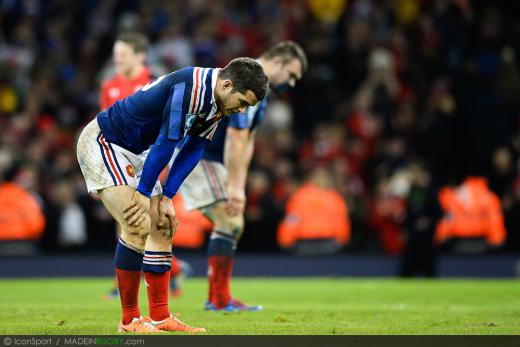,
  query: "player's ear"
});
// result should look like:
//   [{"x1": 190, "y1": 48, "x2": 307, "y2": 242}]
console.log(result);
[{"x1": 222, "y1": 79, "x2": 233, "y2": 92}]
